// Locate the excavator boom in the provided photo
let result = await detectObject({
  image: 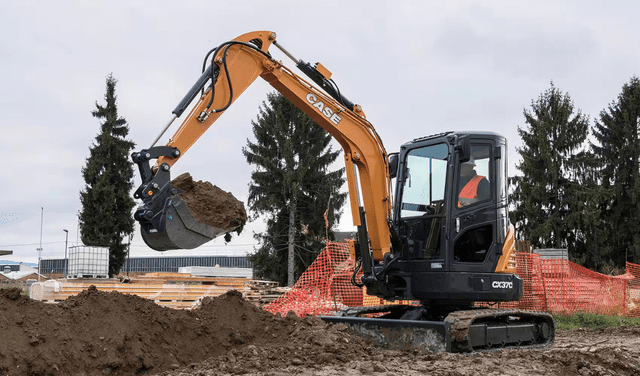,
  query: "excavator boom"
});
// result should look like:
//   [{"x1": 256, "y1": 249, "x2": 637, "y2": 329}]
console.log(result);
[{"x1": 133, "y1": 31, "x2": 392, "y2": 261}]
